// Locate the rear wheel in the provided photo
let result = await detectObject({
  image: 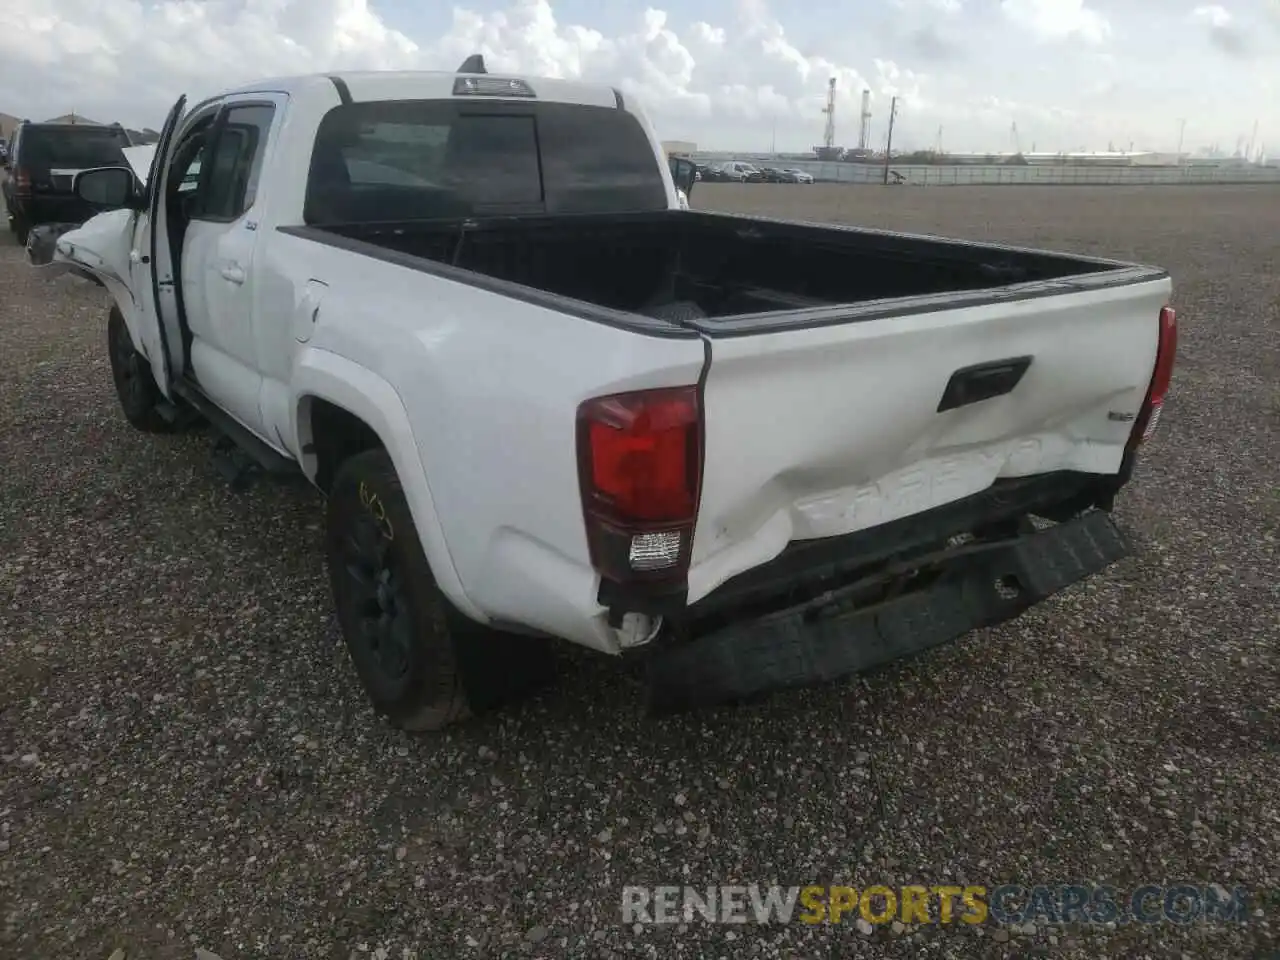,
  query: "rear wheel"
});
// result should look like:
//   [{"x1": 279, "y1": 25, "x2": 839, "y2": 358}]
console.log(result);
[
  {"x1": 107, "y1": 306, "x2": 173, "y2": 433},
  {"x1": 325, "y1": 448, "x2": 554, "y2": 731}
]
